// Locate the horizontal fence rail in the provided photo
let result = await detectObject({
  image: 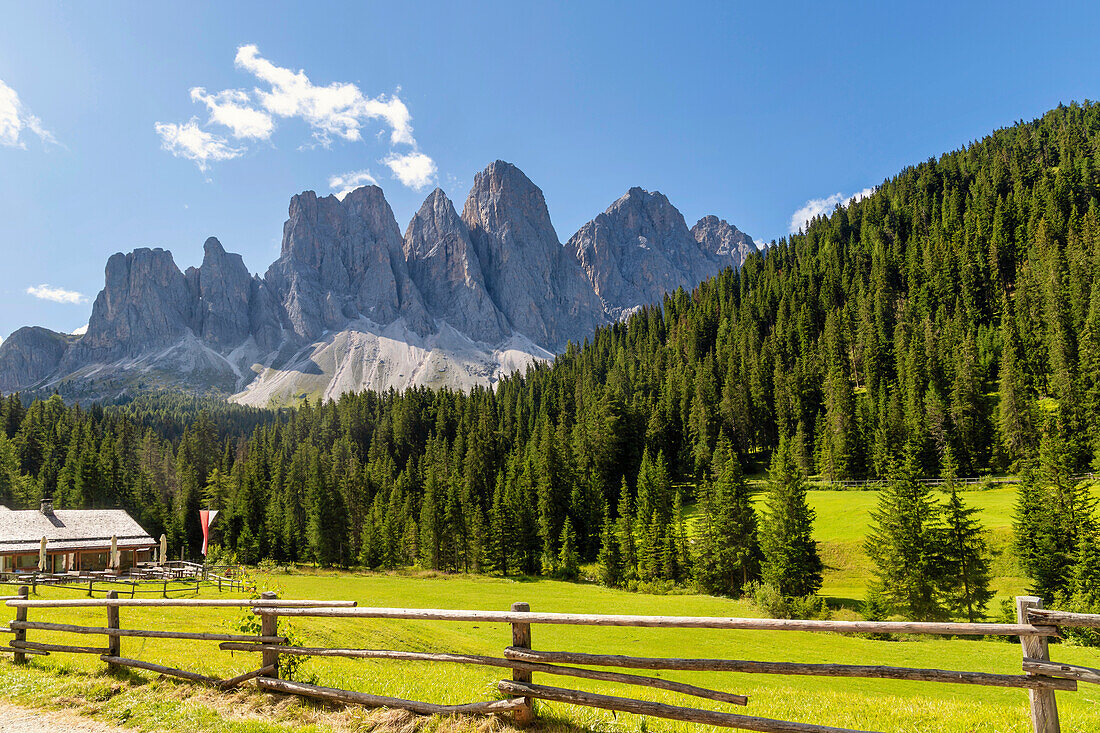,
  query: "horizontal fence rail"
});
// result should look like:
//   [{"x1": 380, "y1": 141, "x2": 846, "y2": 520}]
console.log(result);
[
  {"x1": 249, "y1": 605, "x2": 1057, "y2": 636},
  {"x1": 2, "y1": 589, "x2": 1092, "y2": 733},
  {"x1": 502, "y1": 648, "x2": 1076, "y2": 691},
  {"x1": 8, "y1": 598, "x2": 356, "y2": 608}
]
